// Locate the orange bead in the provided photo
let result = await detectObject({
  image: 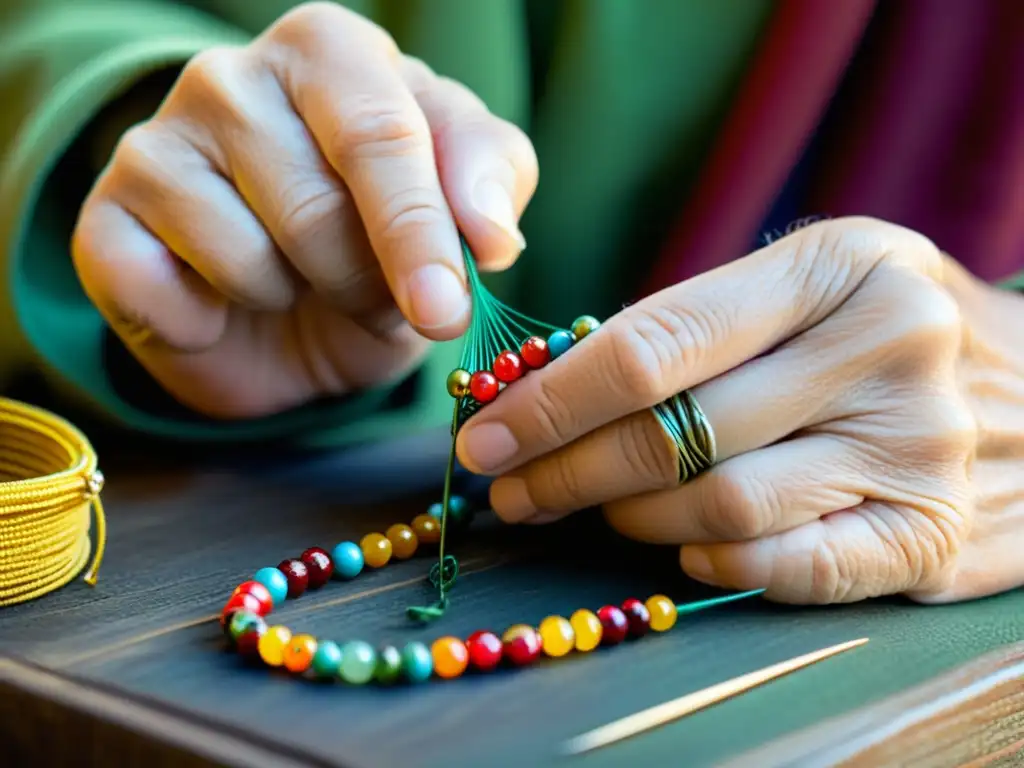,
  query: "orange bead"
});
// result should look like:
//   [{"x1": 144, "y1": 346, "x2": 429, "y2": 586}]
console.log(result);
[
  {"x1": 431, "y1": 635, "x2": 469, "y2": 679},
  {"x1": 411, "y1": 514, "x2": 440, "y2": 544},
  {"x1": 386, "y1": 524, "x2": 418, "y2": 560},
  {"x1": 282, "y1": 633, "x2": 318, "y2": 673},
  {"x1": 360, "y1": 533, "x2": 392, "y2": 568}
]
